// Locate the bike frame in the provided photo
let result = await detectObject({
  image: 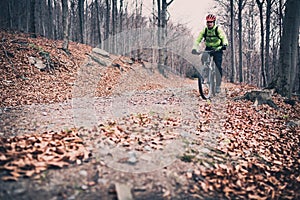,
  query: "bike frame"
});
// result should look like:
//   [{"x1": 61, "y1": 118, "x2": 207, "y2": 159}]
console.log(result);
[{"x1": 194, "y1": 50, "x2": 217, "y2": 99}]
